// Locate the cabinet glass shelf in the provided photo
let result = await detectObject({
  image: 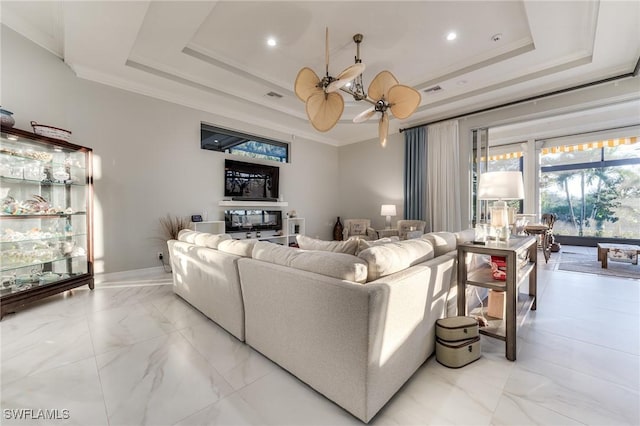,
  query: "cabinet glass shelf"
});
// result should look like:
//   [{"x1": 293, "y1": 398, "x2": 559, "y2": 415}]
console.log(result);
[
  {"x1": 1, "y1": 233, "x2": 86, "y2": 245},
  {"x1": 0, "y1": 151, "x2": 85, "y2": 168},
  {"x1": 1, "y1": 175, "x2": 86, "y2": 186},
  {"x1": 1, "y1": 212, "x2": 87, "y2": 219},
  {"x1": 1, "y1": 253, "x2": 88, "y2": 273},
  {"x1": 1, "y1": 126, "x2": 93, "y2": 319}
]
